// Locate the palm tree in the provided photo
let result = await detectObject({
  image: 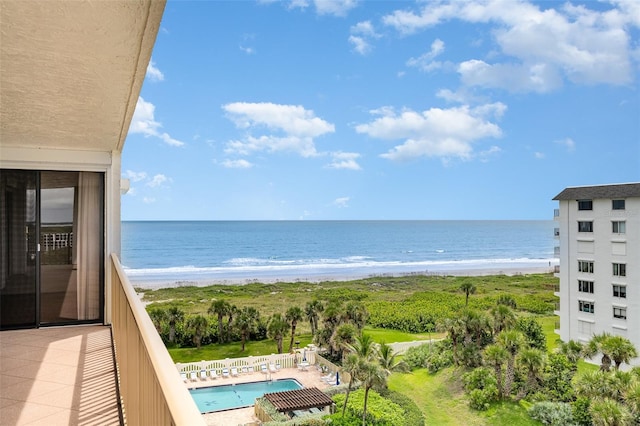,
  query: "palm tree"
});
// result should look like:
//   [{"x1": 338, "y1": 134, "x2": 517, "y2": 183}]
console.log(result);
[
  {"x1": 344, "y1": 302, "x2": 368, "y2": 330},
  {"x1": 484, "y1": 343, "x2": 508, "y2": 397},
  {"x1": 459, "y1": 280, "x2": 476, "y2": 306},
  {"x1": 331, "y1": 323, "x2": 357, "y2": 360},
  {"x1": 603, "y1": 335, "x2": 638, "y2": 370},
  {"x1": 584, "y1": 333, "x2": 614, "y2": 372},
  {"x1": 589, "y1": 398, "x2": 632, "y2": 426},
  {"x1": 147, "y1": 307, "x2": 166, "y2": 334},
  {"x1": 359, "y1": 360, "x2": 386, "y2": 426},
  {"x1": 345, "y1": 333, "x2": 377, "y2": 361},
  {"x1": 377, "y1": 342, "x2": 408, "y2": 378},
  {"x1": 438, "y1": 316, "x2": 463, "y2": 363},
  {"x1": 235, "y1": 307, "x2": 259, "y2": 352},
  {"x1": 516, "y1": 348, "x2": 546, "y2": 398},
  {"x1": 185, "y1": 314, "x2": 208, "y2": 349},
  {"x1": 225, "y1": 304, "x2": 239, "y2": 343},
  {"x1": 166, "y1": 306, "x2": 184, "y2": 344},
  {"x1": 491, "y1": 304, "x2": 516, "y2": 335},
  {"x1": 267, "y1": 313, "x2": 289, "y2": 354},
  {"x1": 558, "y1": 339, "x2": 584, "y2": 364},
  {"x1": 208, "y1": 299, "x2": 230, "y2": 344},
  {"x1": 497, "y1": 329, "x2": 525, "y2": 397},
  {"x1": 285, "y1": 306, "x2": 304, "y2": 353},
  {"x1": 341, "y1": 352, "x2": 360, "y2": 417},
  {"x1": 305, "y1": 300, "x2": 324, "y2": 336}
]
